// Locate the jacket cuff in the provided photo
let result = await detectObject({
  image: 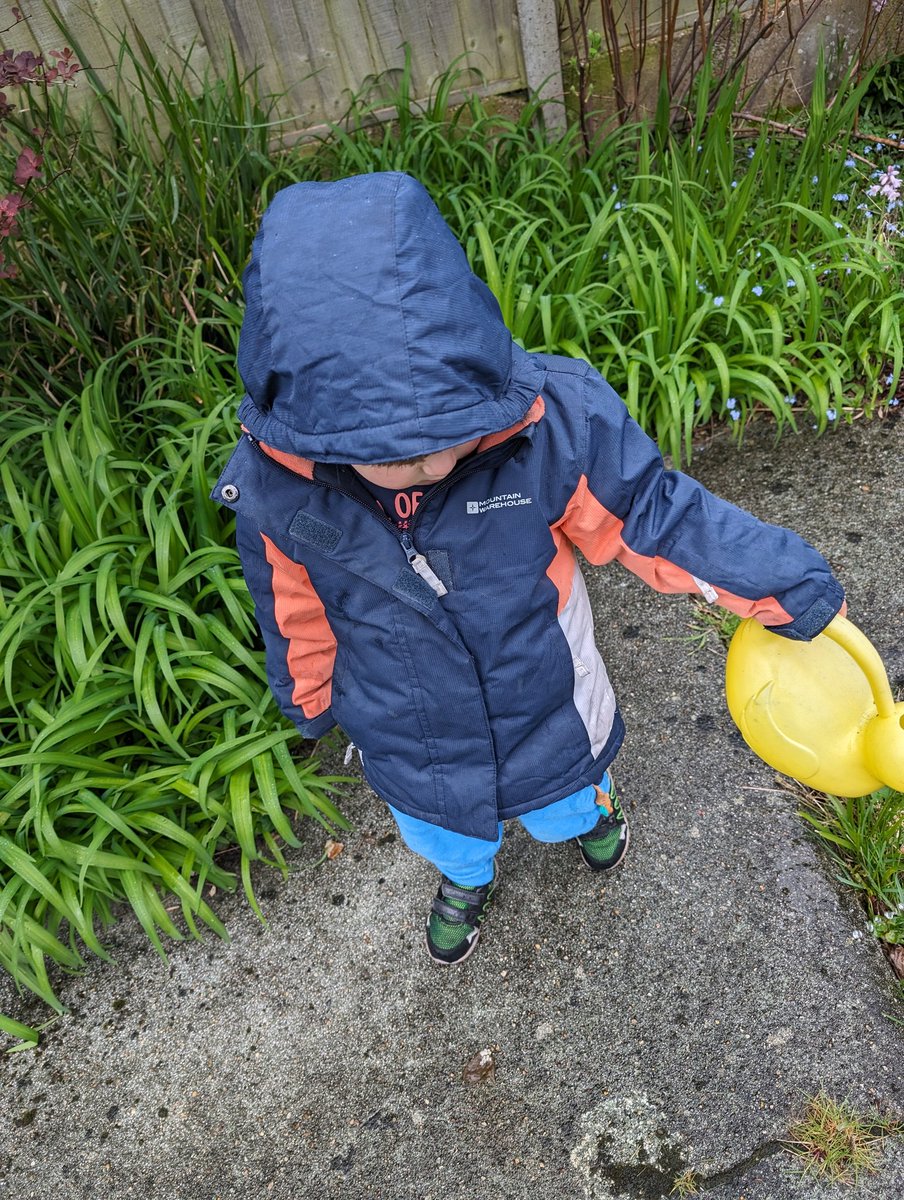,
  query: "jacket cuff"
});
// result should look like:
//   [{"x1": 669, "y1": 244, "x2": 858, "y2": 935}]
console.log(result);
[
  {"x1": 295, "y1": 709, "x2": 337, "y2": 739},
  {"x1": 766, "y1": 583, "x2": 846, "y2": 642}
]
